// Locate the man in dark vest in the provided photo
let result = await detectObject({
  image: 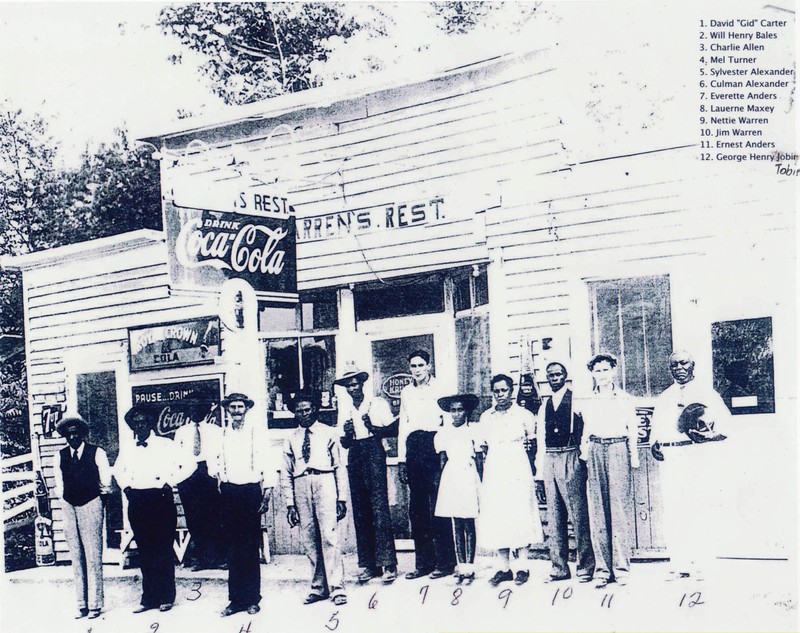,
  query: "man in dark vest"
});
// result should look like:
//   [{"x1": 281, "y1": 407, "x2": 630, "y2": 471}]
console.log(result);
[
  {"x1": 536, "y1": 362, "x2": 595, "y2": 582},
  {"x1": 53, "y1": 415, "x2": 113, "y2": 619}
]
